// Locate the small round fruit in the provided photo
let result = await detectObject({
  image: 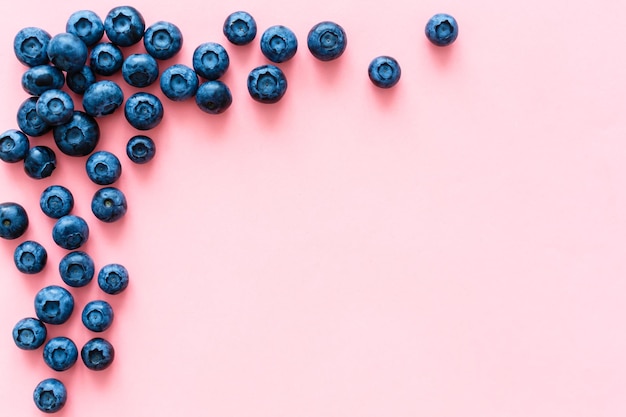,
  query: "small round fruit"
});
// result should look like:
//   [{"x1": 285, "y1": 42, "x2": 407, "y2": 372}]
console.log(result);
[
  {"x1": 53, "y1": 111, "x2": 100, "y2": 157},
  {"x1": 425, "y1": 13, "x2": 459, "y2": 47},
  {"x1": 126, "y1": 135, "x2": 156, "y2": 164},
  {"x1": 14, "y1": 240, "x2": 47, "y2": 274},
  {"x1": 307, "y1": 21, "x2": 347, "y2": 61},
  {"x1": 195, "y1": 80, "x2": 232, "y2": 114},
  {"x1": 122, "y1": 53, "x2": 159, "y2": 87},
  {"x1": 47, "y1": 32, "x2": 88, "y2": 73},
  {"x1": 0, "y1": 129, "x2": 29, "y2": 163},
  {"x1": 247, "y1": 64, "x2": 288, "y2": 104},
  {"x1": 66, "y1": 65, "x2": 96, "y2": 95},
  {"x1": 40, "y1": 185, "x2": 74, "y2": 219},
  {"x1": 13, "y1": 317, "x2": 47, "y2": 350},
  {"x1": 192, "y1": 42, "x2": 229, "y2": 80},
  {"x1": 104, "y1": 5, "x2": 145, "y2": 47},
  {"x1": 24, "y1": 146, "x2": 56, "y2": 179},
  {"x1": 82, "y1": 80, "x2": 124, "y2": 117},
  {"x1": 17, "y1": 96, "x2": 51, "y2": 137},
  {"x1": 36, "y1": 89, "x2": 74, "y2": 126},
  {"x1": 33, "y1": 378, "x2": 67, "y2": 413},
  {"x1": 34, "y1": 285, "x2": 74, "y2": 325},
  {"x1": 260, "y1": 25, "x2": 298, "y2": 63},
  {"x1": 124, "y1": 92, "x2": 163, "y2": 130},
  {"x1": 0, "y1": 202, "x2": 29, "y2": 239},
  {"x1": 86, "y1": 151, "x2": 122, "y2": 185},
  {"x1": 59, "y1": 251, "x2": 95, "y2": 287},
  {"x1": 98, "y1": 263, "x2": 129, "y2": 295},
  {"x1": 66, "y1": 10, "x2": 104, "y2": 47},
  {"x1": 21, "y1": 65, "x2": 65, "y2": 96},
  {"x1": 368, "y1": 56, "x2": 401, "y2": 88},
  {"x1": 160, "y1": 64, "x2": 198, "y2": 101},
  {"x1": 143, "y1": 21, "x2": 183, "y2": 60},
  {"x1": 82, "y1": 300, "x2": 114, "y2": 332},
  {"x1": 81, "y1": 337, "x2": 115, "y2": 370},
  {"x1": 14, "y1": 27, "x2": 51, "y2": 67},
  {"x1": 52, "y1": 215, "x2": 89, "y2": 250},
  {"x1": 43, "y1": 336, "x2": 78, "y2": 371},
  {"x1": 223, "y1": 11, "x2": 257, "y2": 45},
  {"x1": 89, "y1": 42, "x2": 124, "y2": 76},
  {"x1": 91, "y1": 187, "x2": 127, "y2": 223}
]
